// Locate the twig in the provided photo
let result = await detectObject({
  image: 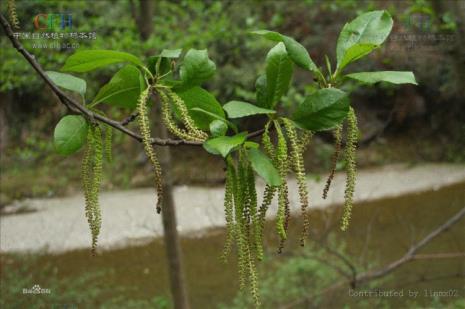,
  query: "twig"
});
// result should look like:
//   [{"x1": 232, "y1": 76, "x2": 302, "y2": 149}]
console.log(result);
[
  {"x1": 0, "y1": 13, "x2": 265, "y2": 148},
  {"x1": 120, "y1": 112, "x2": 139, "y2": 126},
  {"x1": 282, "y1": 206, "x2": 465, "y2": 308}
]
